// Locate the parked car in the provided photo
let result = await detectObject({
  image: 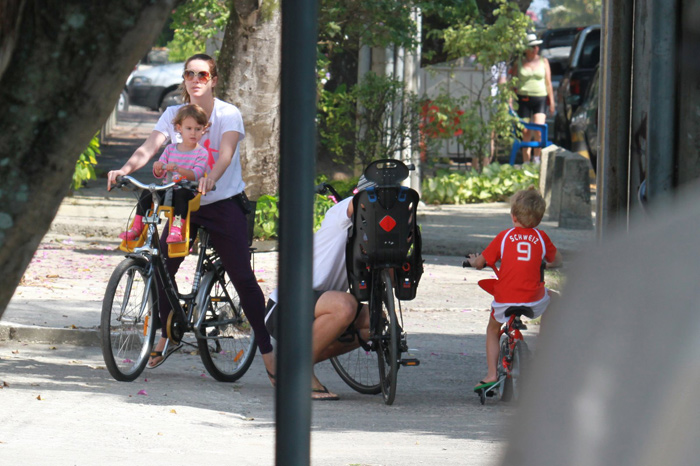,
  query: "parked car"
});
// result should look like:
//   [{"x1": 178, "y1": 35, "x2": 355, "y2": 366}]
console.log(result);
[
  {"x1": 127, "y1": 62, "x2": 184, "y2": 112},
  {"x1": 553, "y1": 25, "x2": 601, "y2": 149},
  {"x1": 117, "y1": 87, "x2": 129, "y2": 112},
  {"x1": 569, "y1": 64, "x2": 600, "y2": 172},
  {"x1": 538, "y1": 27, "x2": 585, "y2": 93}
]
